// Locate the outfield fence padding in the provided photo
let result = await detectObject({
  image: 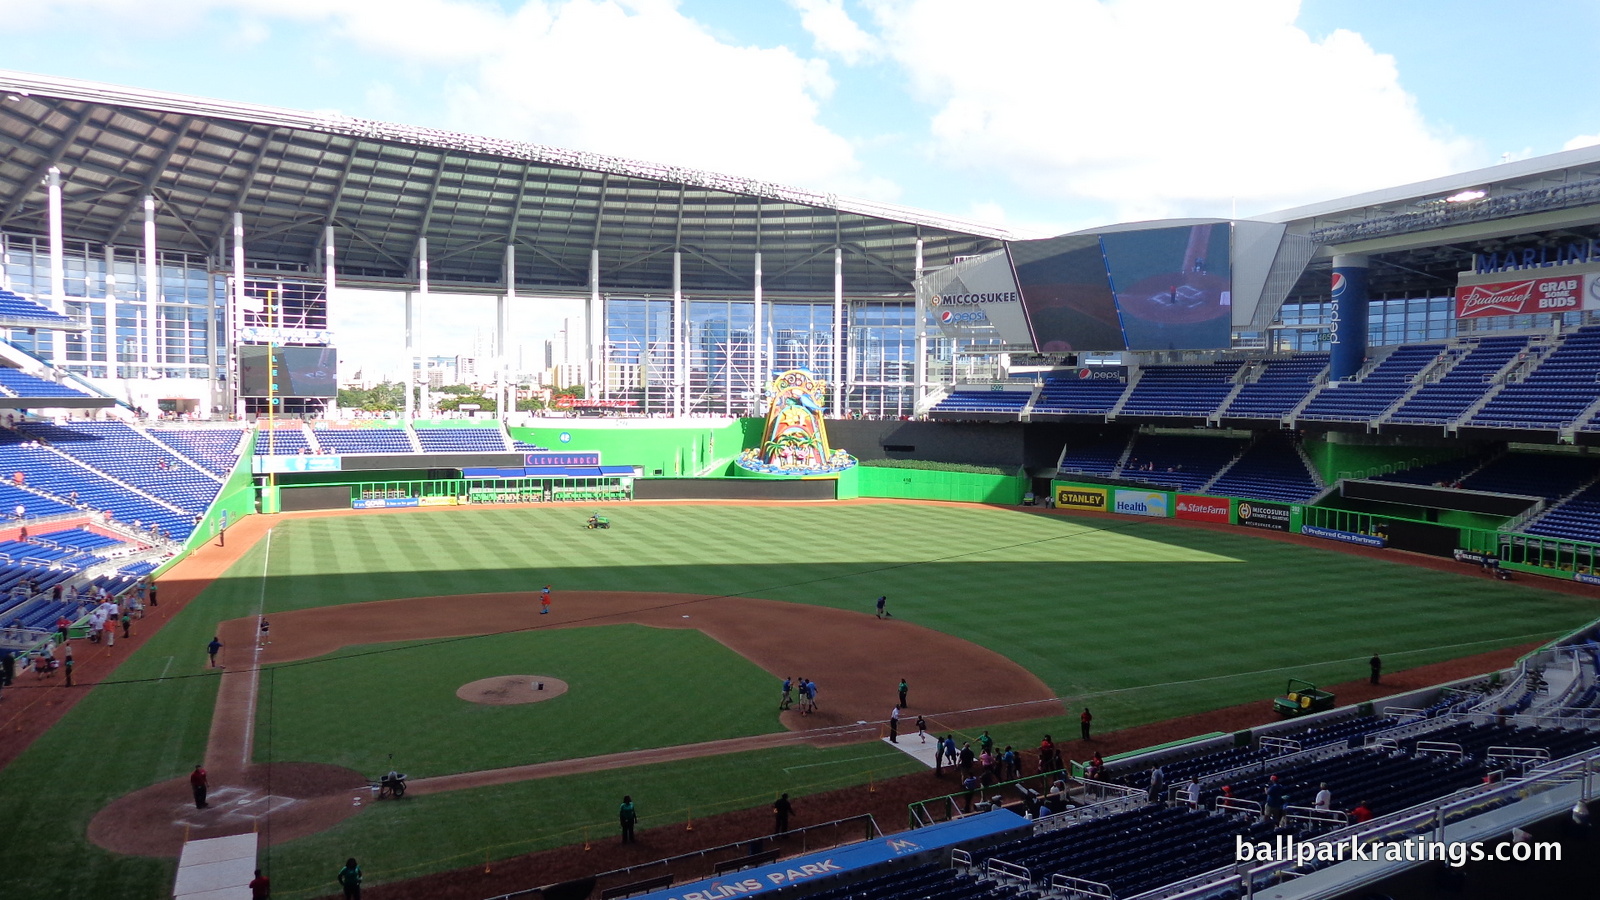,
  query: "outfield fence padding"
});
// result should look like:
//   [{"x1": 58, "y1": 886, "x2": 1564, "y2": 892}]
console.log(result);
[{"x1": 632, "y1": 478, "x2": 835, "y2": 501}]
